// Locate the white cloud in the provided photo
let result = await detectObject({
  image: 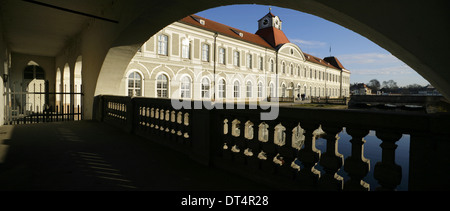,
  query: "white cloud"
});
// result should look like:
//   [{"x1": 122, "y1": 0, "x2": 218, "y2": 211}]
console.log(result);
[
  {"x1": 337, "y1": 52, "x2": 416, "y2": 76},
  {"x1": 350, "y1": 65, "x2": 414, "y2": 75},
  {"x1": 338, "y1": 53, "x2": 399, "y2": 65},
  {"x1": 290, "y1": 39, "x2": 327, "y2": 49}
]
